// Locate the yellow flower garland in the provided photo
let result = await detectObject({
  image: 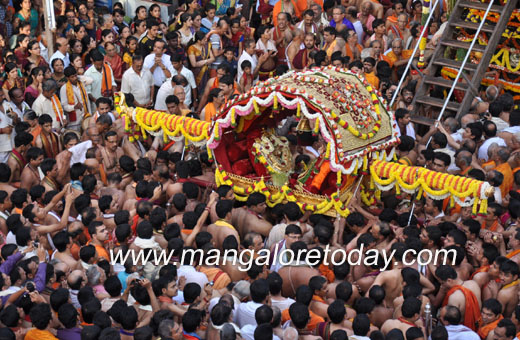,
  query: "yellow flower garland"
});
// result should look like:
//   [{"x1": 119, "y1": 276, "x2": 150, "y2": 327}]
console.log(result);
[
  {"x1": 370, "y1": 160, "x2": 489, "y2": 214},
  {"x1": 214, "y1": 167, "x2": 350, "y2": 216}
]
